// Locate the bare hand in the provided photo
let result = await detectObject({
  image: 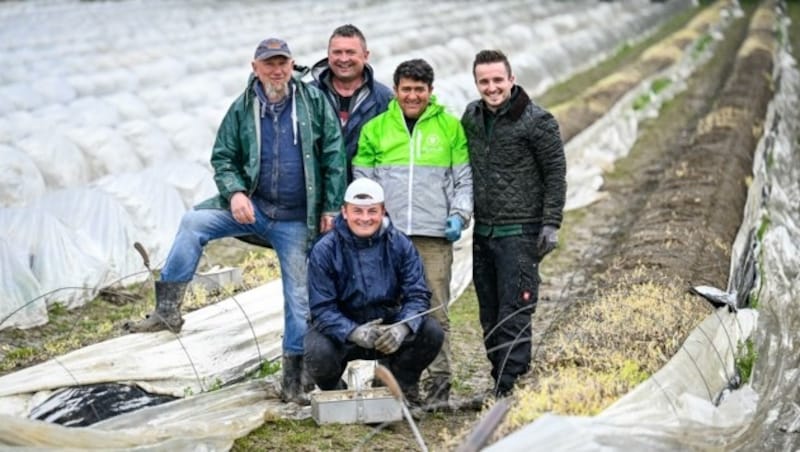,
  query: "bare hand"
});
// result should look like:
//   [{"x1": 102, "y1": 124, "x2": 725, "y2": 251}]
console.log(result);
[
  {"x1": 230, "y1": 192, "x2": 255, "y2": 224},
  {"x1": 320, "y1": 215, "x2": 335, "y2": 233}
]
